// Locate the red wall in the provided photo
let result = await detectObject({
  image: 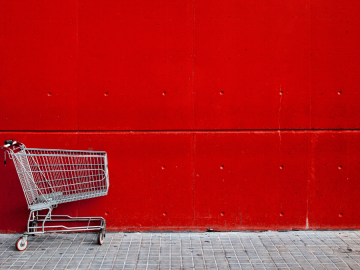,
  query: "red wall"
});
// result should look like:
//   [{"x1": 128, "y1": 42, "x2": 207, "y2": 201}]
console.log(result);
[{"x1": 1, "y1": 0, "x2": 360, "y2": 232}]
